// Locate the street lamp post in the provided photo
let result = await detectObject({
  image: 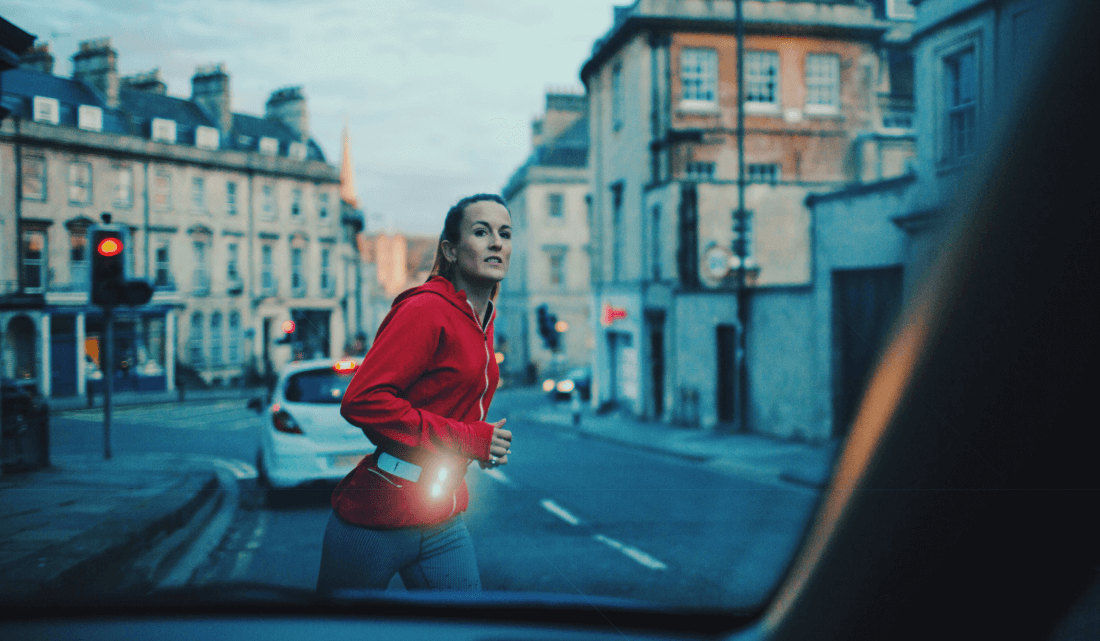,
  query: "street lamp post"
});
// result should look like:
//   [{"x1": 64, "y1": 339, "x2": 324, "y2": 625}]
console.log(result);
[{"x1": 733, "y1": 0, "x2": 750, "y2": 433}]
